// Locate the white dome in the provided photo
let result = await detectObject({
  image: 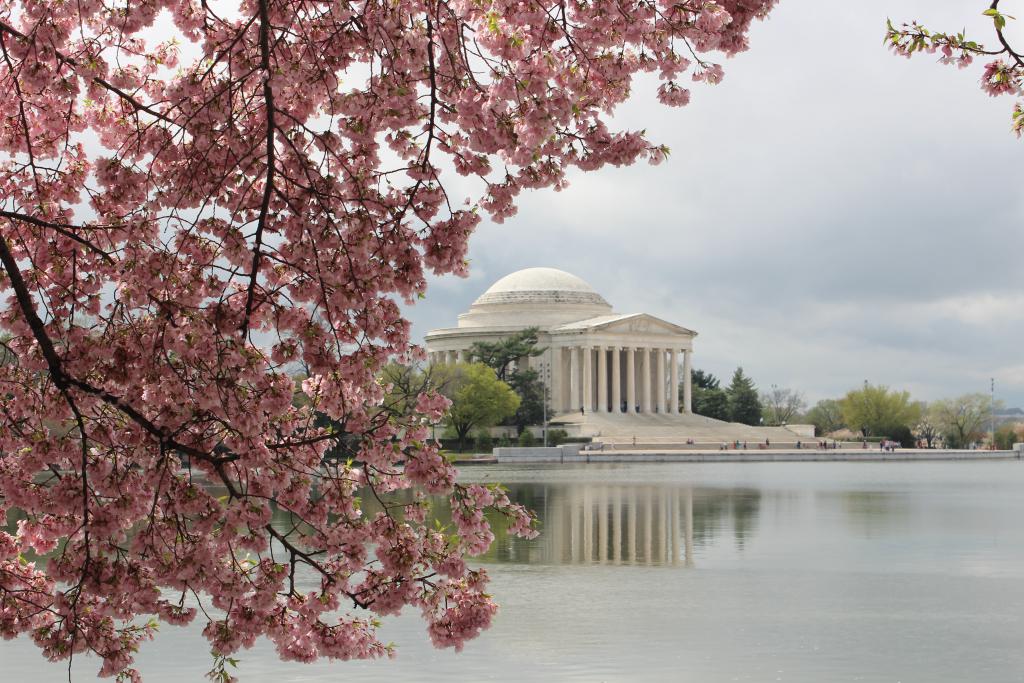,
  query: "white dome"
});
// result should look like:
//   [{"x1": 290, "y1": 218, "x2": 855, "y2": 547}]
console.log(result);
[
  {"x1": 455, "y1": 267, "x2": 613, "y2": 328},
  {"x1": 473, "y1": 267, "x2": 610, "y2": 308}
]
